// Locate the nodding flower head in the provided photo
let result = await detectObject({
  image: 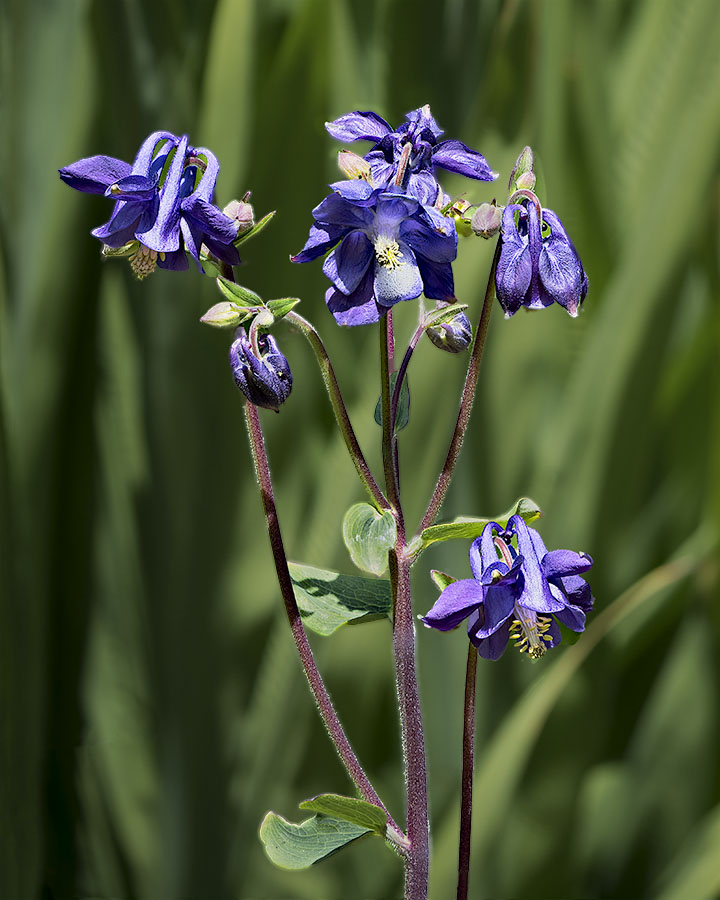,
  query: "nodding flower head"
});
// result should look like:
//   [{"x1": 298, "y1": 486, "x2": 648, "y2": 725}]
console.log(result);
[
  {"x1": 59, "y1": 131, "x2": 241, "y2": 274},
  {"x1": 495, "y1": 197, "x2": 588, "y2": 318},
  {"x1": 426, "y1": 302, "x2": 473, "y2": 353},
  {"x1": 325, "y1": 105, "x2": 496, "y2": 205},
  {"x1": 229, "y1": 328, "x2": 292, "y2": 411},
  {"x1": 421, "y1": 515, "x2": 594, "y2": 661}
]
